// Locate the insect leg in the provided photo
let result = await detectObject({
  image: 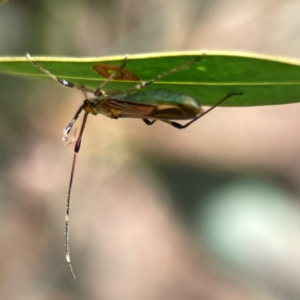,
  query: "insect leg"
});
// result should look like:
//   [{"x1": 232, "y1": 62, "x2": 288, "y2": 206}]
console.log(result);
[
  {"x1": 94, "y1": 56, "x2": 128, "y2": 96},
  {"x1": 162, "y1": 92, "x2": 243, "y2": 129},
  {"x1": 126, "y1": 54, "x2": 205, "y2": 94},
  {"x1": 26, "y1": 53, "x2": 95, "y2": 94},
  {"x1": 143, "y1": 119, "x2": 156, "y2": 125},
  {"x1": 62, "y1": 103, "x2": 85, "y2": 142}
]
